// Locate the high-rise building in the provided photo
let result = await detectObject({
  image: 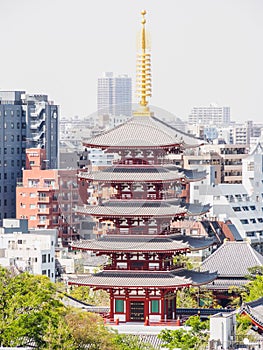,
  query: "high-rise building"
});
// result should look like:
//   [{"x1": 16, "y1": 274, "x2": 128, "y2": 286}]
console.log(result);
[
  {"x1": 24, "y1": 94, "x2": 59, "y2": 169},
  {"x1": 97, "y1": 72, "x2": 132, "y2": 117},
  {"x1": 0, "y1": 91, "x2": 27, "y2": 222},
  {"x1": 0, "y1": 91, "x2": 59, "y2": 224},
  {"x1": 188, "y1": 104, "x2": 230, "y2": 126}
]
